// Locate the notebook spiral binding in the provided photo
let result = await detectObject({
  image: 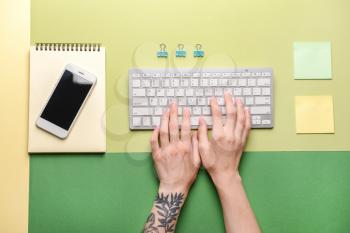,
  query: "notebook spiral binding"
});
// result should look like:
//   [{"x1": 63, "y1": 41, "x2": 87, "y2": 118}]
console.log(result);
[{"x1": 35, "y1": 43, "x2": 101, "y2": 52}]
